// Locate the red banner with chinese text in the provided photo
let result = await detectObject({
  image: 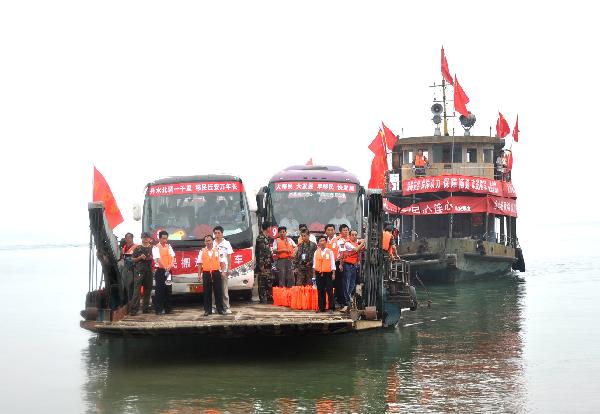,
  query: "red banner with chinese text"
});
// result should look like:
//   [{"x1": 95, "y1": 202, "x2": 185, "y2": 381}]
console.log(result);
[
  {"x1": 167, "y1": 247, "x2": 253, "y2": 275},
  {"x1": 273, "y1": 181, "x2": 357, "y2": 193},
  {"x1": 397, "y1": 195, "x2": 517, "y2": 217},
  {"x1": 148, "y1": 181, "x2": 244, "y2": 197},
  {"x1": 402, "y1": 174, "x2": 516, "y2": 198}
]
